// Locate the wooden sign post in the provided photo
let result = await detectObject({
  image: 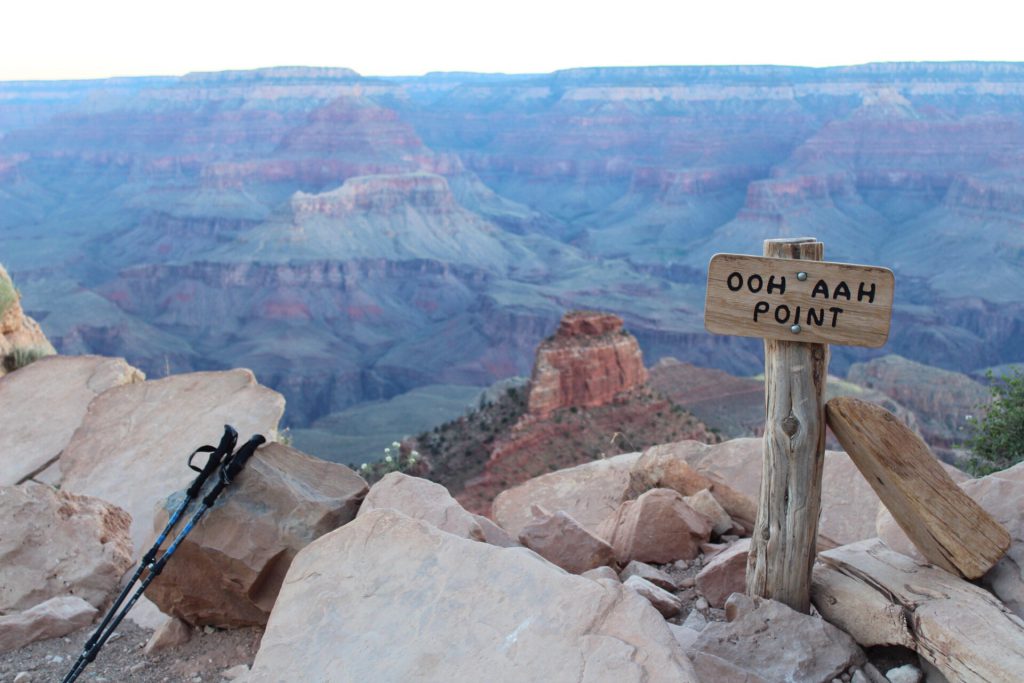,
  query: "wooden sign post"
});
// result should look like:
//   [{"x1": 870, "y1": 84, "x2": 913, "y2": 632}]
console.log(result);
[{"x1": 704, "y1": 237, "x2": 894, "y2": 613}]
